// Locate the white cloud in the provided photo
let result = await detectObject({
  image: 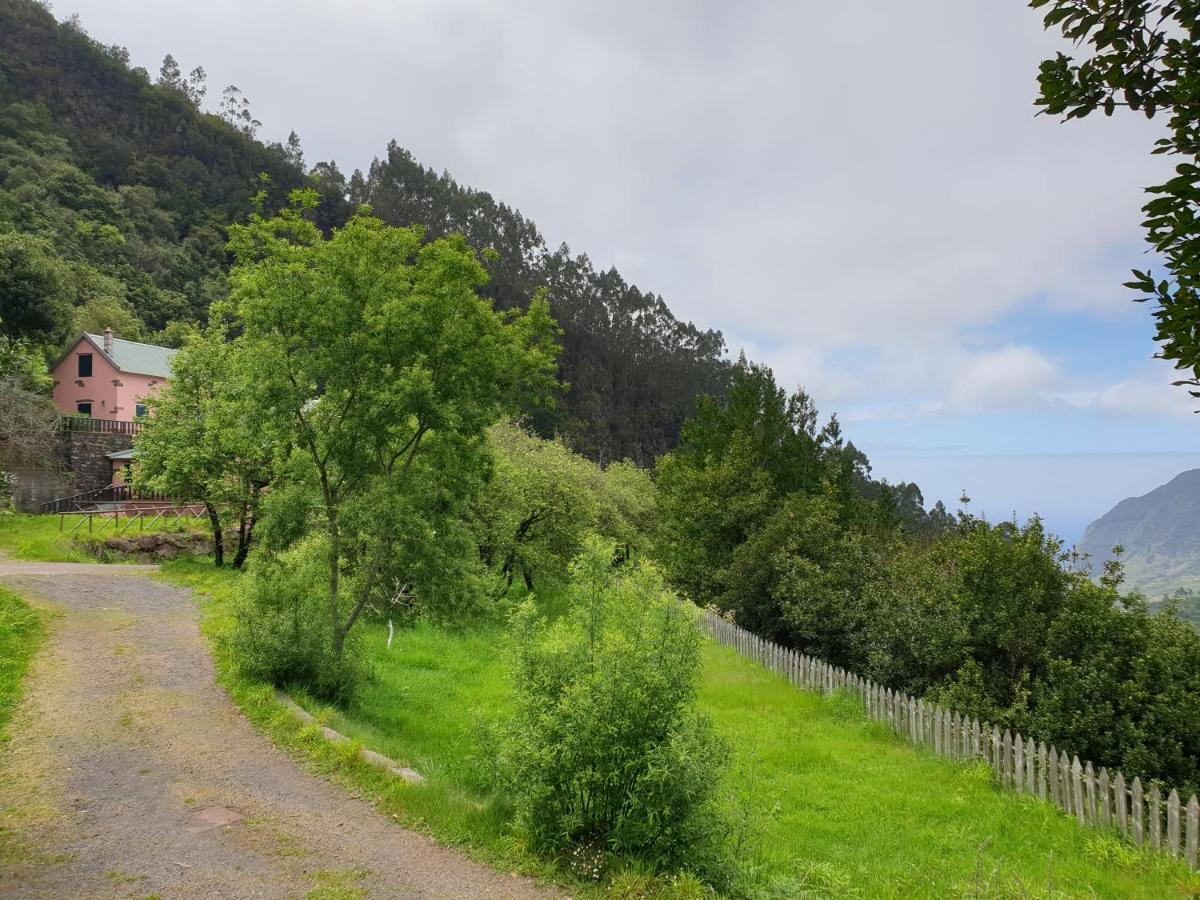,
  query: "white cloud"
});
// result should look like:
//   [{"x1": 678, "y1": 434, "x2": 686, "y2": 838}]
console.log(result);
[{"x1": 61, "y1": 0, "x2": 1166, "y2": 348}]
